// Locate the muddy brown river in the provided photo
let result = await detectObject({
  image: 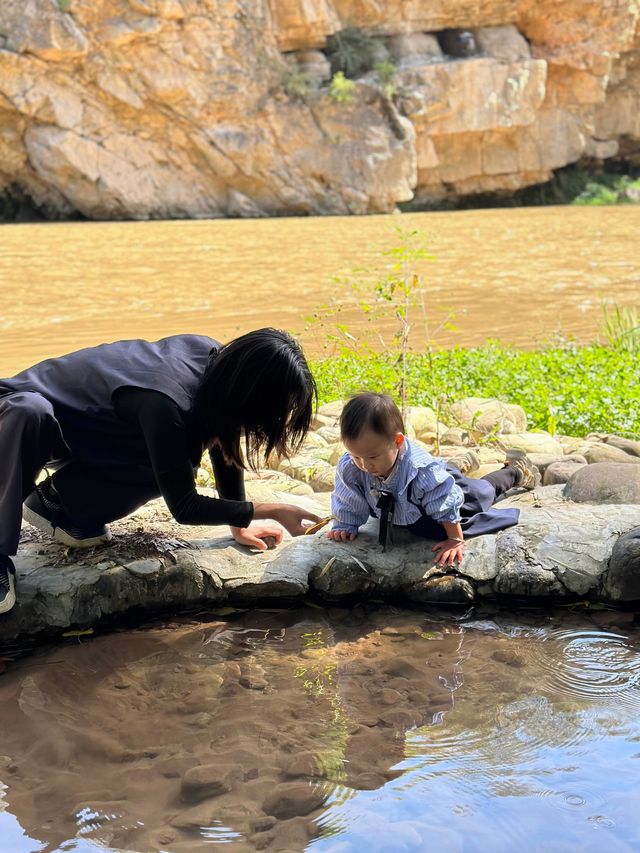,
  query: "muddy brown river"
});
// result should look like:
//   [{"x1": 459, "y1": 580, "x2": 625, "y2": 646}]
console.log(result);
[{"x1": 1, "y1": 205, "x2": 639, "y2": 377}]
